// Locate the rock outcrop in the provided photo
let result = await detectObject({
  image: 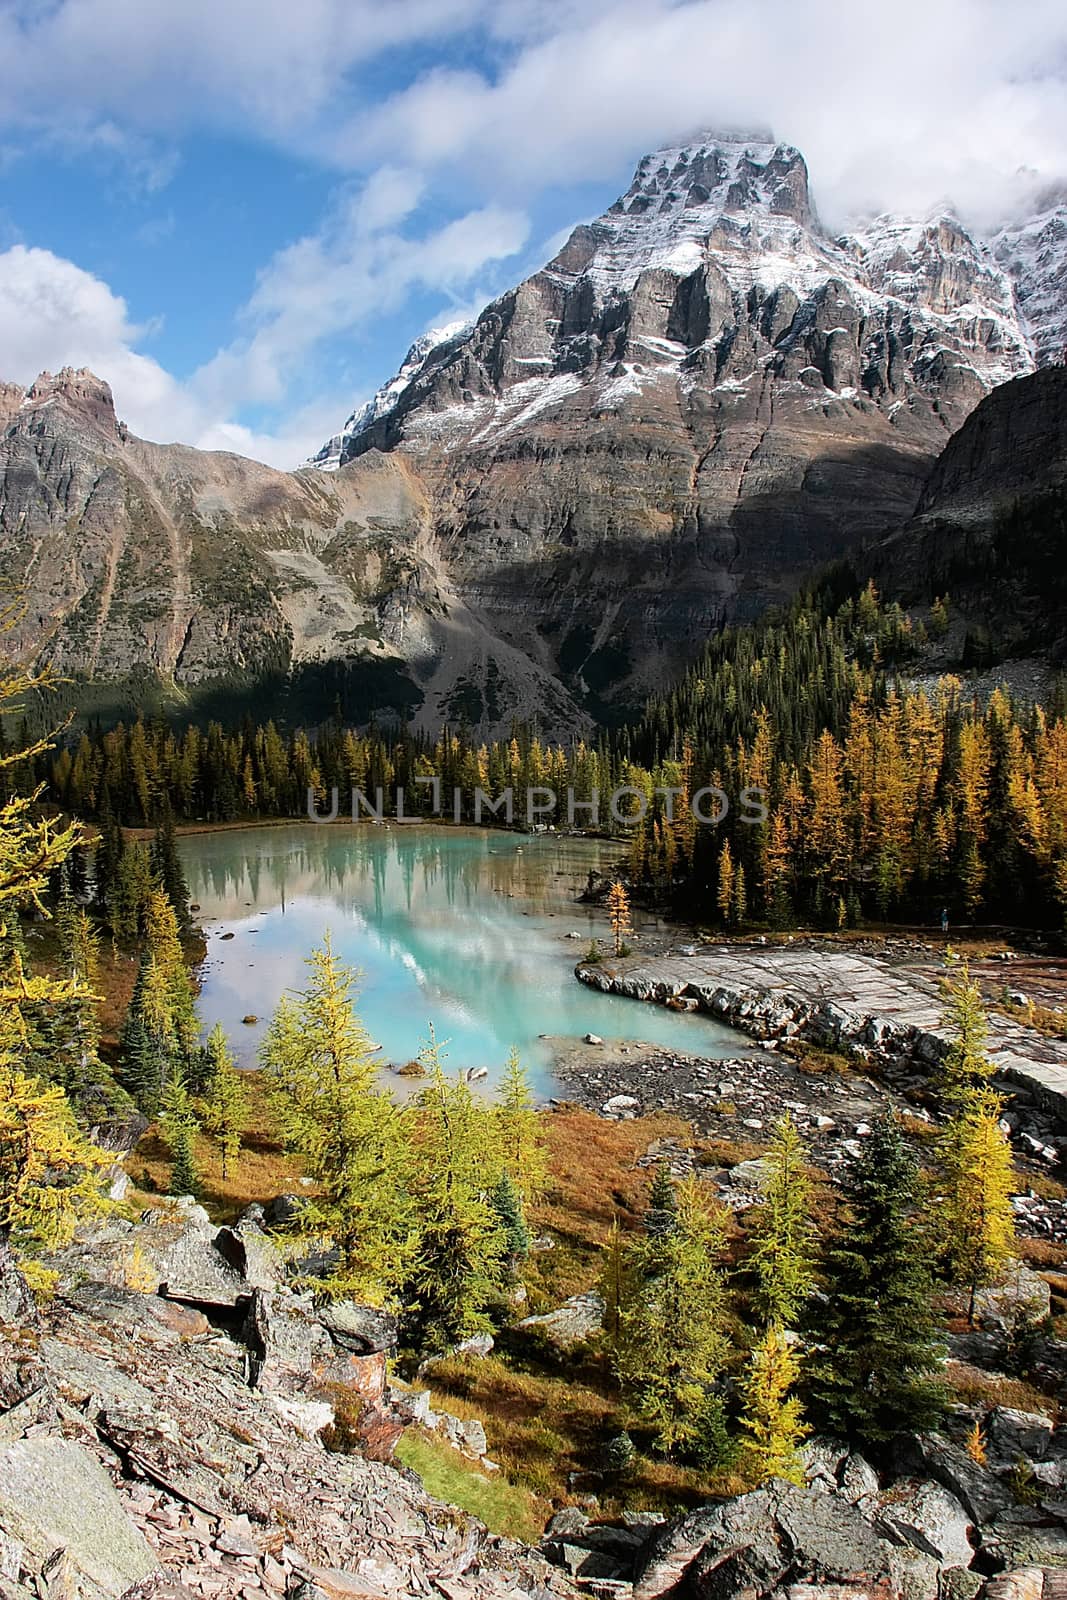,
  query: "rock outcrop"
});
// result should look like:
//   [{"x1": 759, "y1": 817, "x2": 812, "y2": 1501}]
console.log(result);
[
  {"x1": 0, "y1": 1207, "x2": 575, "y2": 1600},
  {"x1": 0, "y1": 367, "x2": 583, "y2": 739},
  {"x1": 870, "y1": 366, "x2": 1067, "y2": 658}
]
